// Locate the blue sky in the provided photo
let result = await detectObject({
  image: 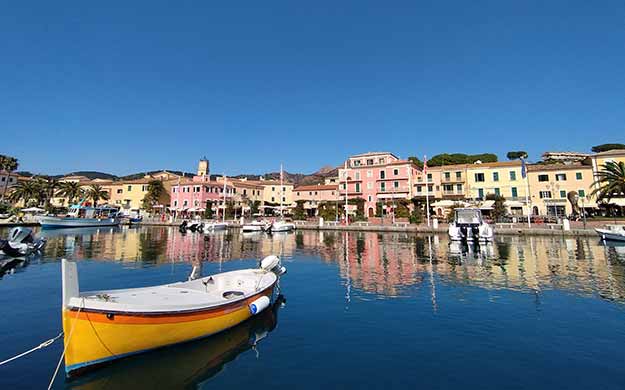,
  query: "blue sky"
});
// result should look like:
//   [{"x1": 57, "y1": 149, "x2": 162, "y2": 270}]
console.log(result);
[{"x1": 2, "y1": 1, "x2": 624, "y2": 176}]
